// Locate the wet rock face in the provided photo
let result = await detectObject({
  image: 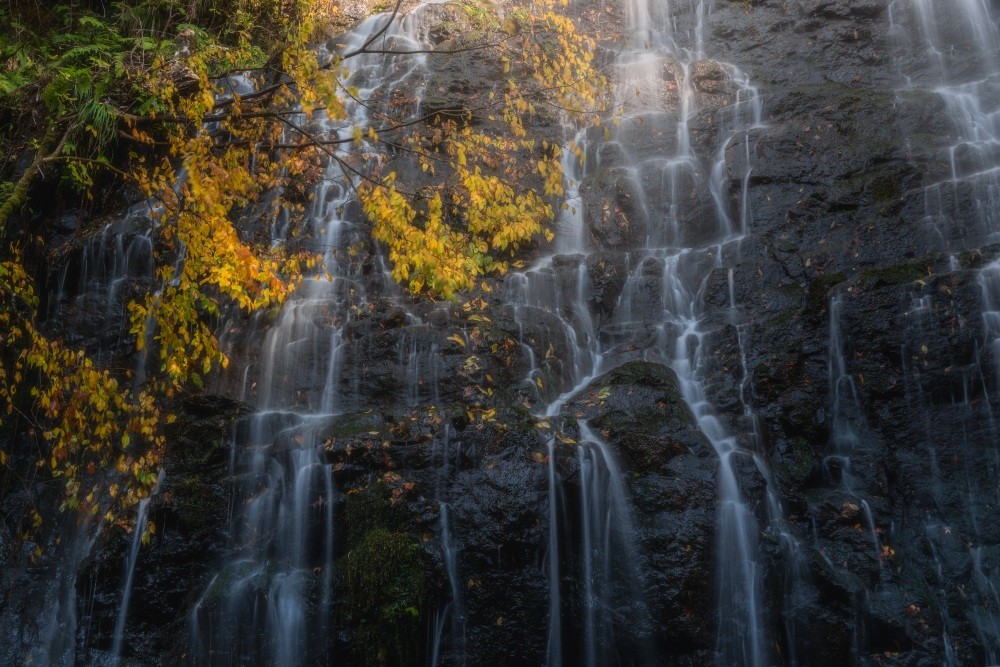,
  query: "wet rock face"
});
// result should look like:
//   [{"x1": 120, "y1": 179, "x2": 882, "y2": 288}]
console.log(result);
[
  {"x1": 306, "y1": 360, "x2": 719, "y2": 665},
  {"x1": 76, "y1": 396, "x2": 250, "y2": 664},
  {"x1": 83, "y1": 359, "x2": 715, "y2": 666},
  {"x1": 710, "y1": 0, "x2": 1000, "y2": 662},
  {"x1": 563, "y1": 362, "x2": 719, "y2": 656},
  {"x1": 583, "y1": 167, "x2": 650, "y2": 249},
  {"x1": 564, "y1": 361, "x2": 713, "y2": 470},
  {"x1": 7, "y1": 0, "x2": 1000, "y2": 663}
]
